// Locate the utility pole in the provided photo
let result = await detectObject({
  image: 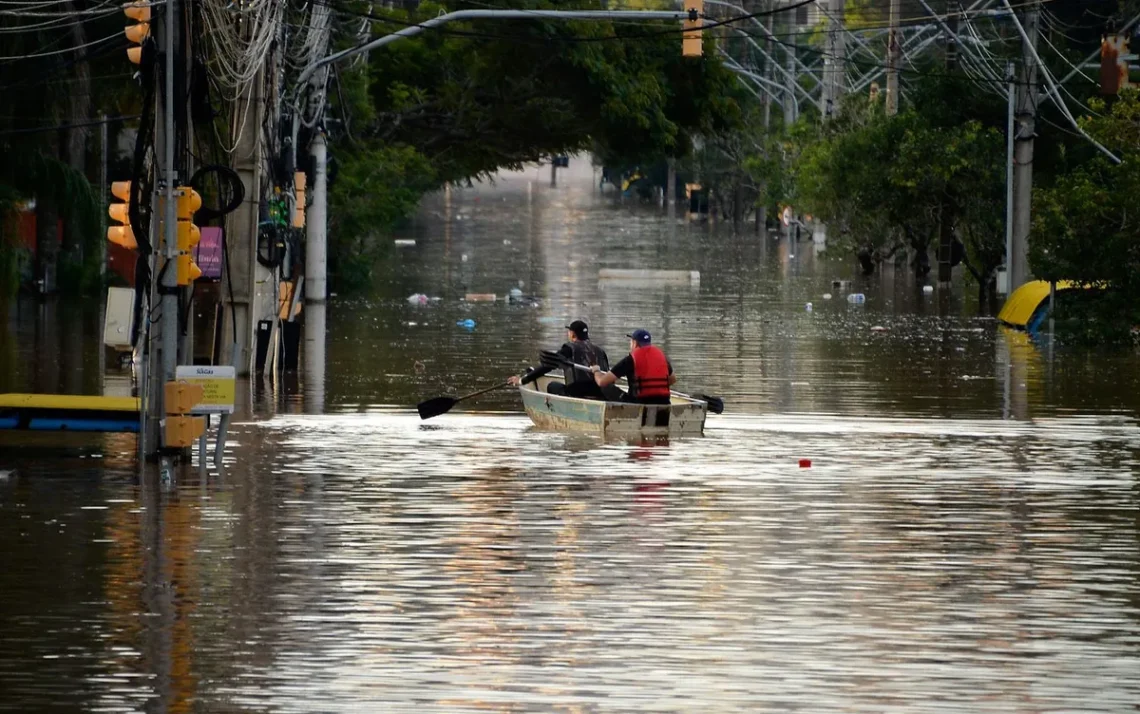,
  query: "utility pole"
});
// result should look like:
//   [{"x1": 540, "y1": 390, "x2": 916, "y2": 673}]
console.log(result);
[
  {"x1": 221, "y1": 68, "x2": 267, "y2": 375},
  {"x1": 885, "y1": 0, "x2": 901, "y2": 116},
  {"x1": 1004, "y1": 61, "x2": 1015, "y2": 294},
  {"x1": 1011, "y1": 0, "x2": 1039, "y2": 293},
  {"x1": 140, "y1": 0, "x2": 179, "y2": 461},
  {"x1": 99, "y1": 113, "x2": 107, "y2": 280},
  {"x1": 666, "y1": 157, "x2": 676, "y2": 219},
  {"x1": 821, "y1": 0, "x2": 845, "y2": 117},
  {"x1": 937, "y1": 2, "x2": 960, "y2": 287},
  {"x1": 784, "y1": 14, "x2": 797, "y2": 127},
  {"x1": 306, "y1": 131, "x2": 328, "y2": 302}
]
